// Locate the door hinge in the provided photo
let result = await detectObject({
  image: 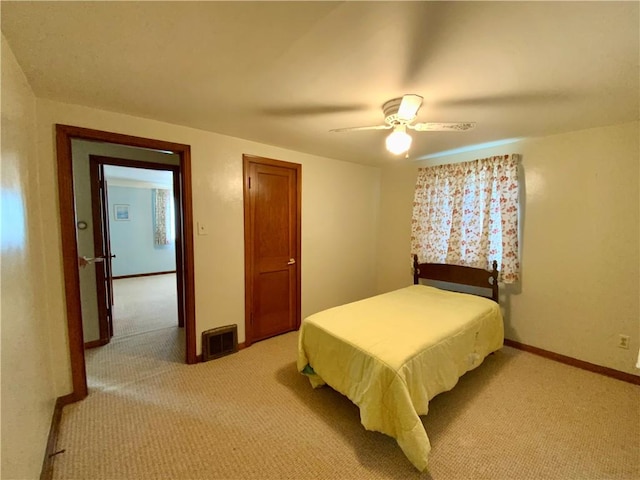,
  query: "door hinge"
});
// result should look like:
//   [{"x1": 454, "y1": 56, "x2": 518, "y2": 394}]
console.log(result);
[{"x1": 248, "y1": 177, "x2": 251, "y2": 189}]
